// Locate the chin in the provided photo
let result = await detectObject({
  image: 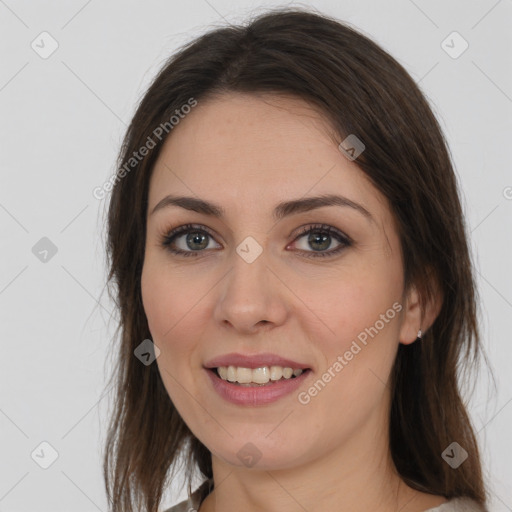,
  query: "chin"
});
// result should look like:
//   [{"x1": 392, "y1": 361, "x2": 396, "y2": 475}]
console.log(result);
[{"x1": 209, "y1": 437, "x2": 311, "y2": 471}]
